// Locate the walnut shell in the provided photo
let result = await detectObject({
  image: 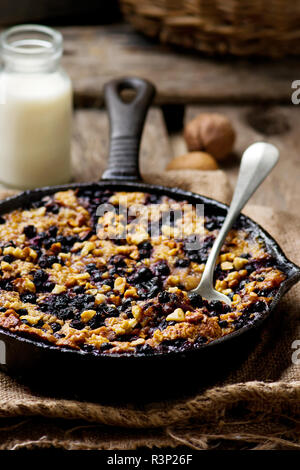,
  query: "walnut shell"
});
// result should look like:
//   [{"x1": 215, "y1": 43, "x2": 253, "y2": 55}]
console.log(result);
[
  {"x1": 184, "y1": 113, "x2": 235, "y2": 161},
  {"x1": 166, "y1": 151, "x2": 218, "y2": 171}
]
